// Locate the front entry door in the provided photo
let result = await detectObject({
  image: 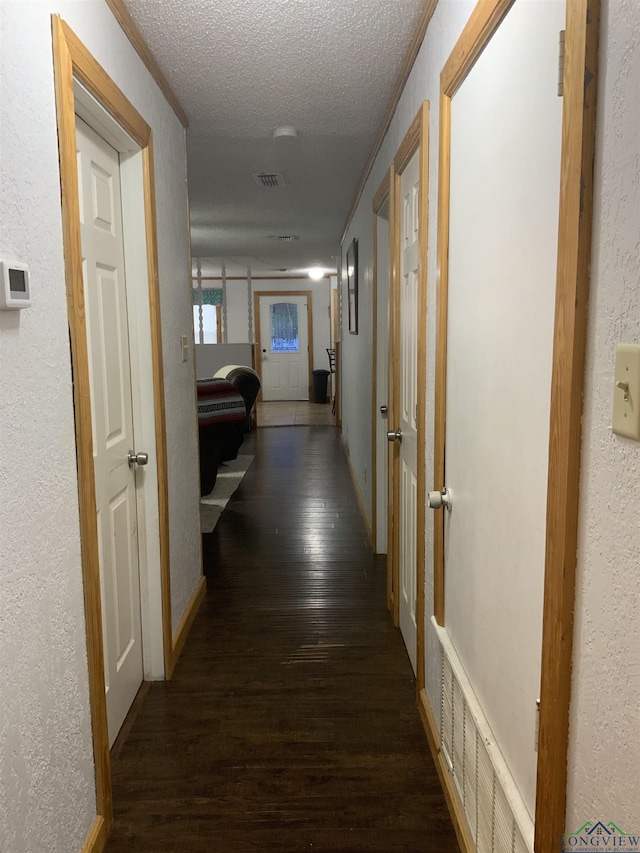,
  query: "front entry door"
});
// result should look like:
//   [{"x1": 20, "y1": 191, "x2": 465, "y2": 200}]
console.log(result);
[
  {"x1": 259, "y1": 294, "x2": 310, "y2": 401},
  {"x1": 397, "y1": 150, "x2": 420, "y2": 674},
  {"x1": 76, "y1": 117, "x2": 144, "y2": 747}
]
